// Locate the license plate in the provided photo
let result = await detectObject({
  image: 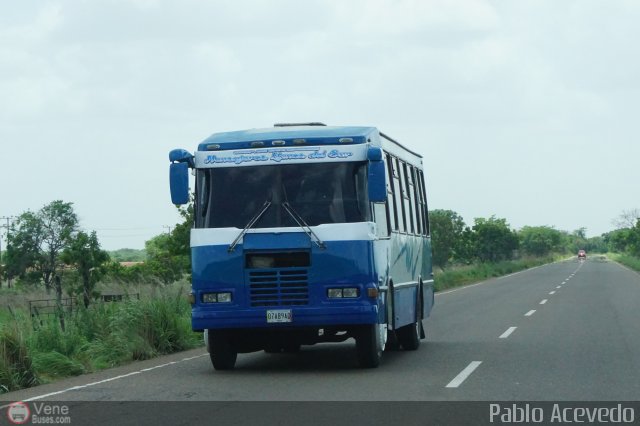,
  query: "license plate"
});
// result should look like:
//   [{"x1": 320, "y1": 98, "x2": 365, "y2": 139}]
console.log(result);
[{"x1": 266, "y1": 309, "x2": 292, "y2": 323}]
